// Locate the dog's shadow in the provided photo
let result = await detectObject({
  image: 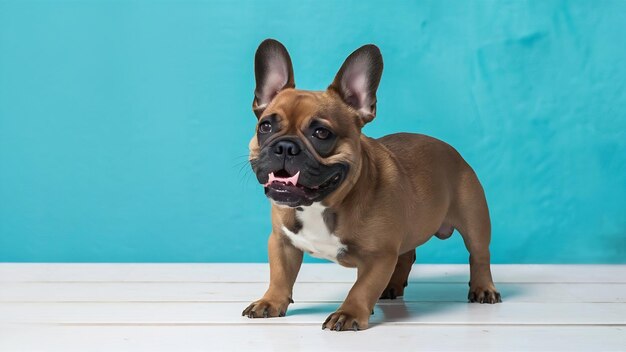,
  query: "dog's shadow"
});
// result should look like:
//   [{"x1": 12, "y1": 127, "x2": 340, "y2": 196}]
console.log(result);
[
  {"x1": 288, "y1": 303, "x2": 340, "y2": 316},
  {"x1": 288, "y1": 272, "x2": 524, "y2": 328},
  {"x1": 373, "y1": 274, "x2": 524, "y2": 327}
]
